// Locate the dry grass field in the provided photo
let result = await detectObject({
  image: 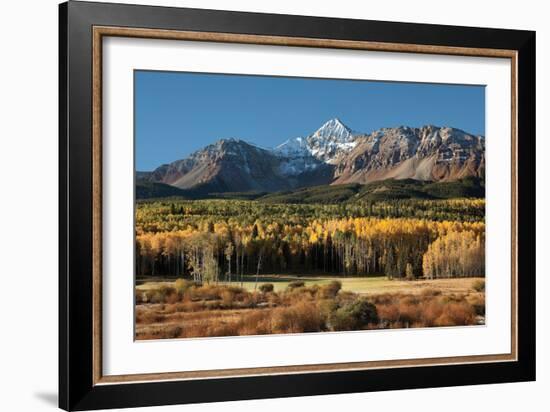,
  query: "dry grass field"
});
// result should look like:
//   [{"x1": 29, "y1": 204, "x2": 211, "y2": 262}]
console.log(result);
[
  {"x1": 137, "y1": 275, "x2": 482, "y2": 295},
  {"x1": 135, "y1": 276, "x2": 485, "y2": 340}
]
